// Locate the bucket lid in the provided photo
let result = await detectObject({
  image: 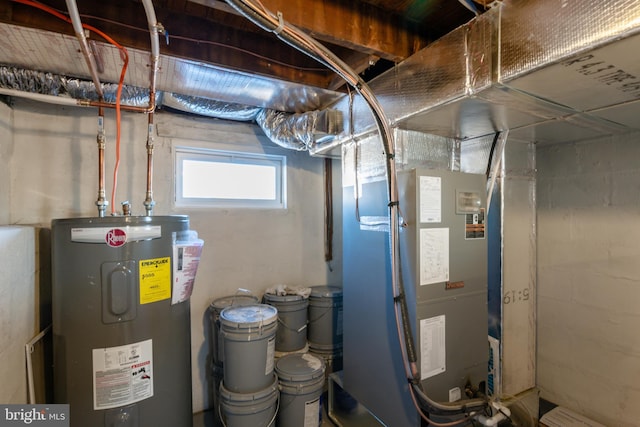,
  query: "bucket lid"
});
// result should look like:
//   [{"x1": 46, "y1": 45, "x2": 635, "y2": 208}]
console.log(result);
[
  {"x1": 219, "y1": 374, "x2": 278, "y2": 402},
  {"x1": 209, "y1": 294, "x2": 259, "y2": 312},
  {"x1": 220, "y1": 304, "x2": 278, "y2": 328},
  {"x1": 275, "y1": 353, "x2": 325, "y2": 382},
  {"x1": 309, "y1": 285, "x2": 343, "y2": 299},
  {"x1": 264, "y1": 293, "x2": 307, "y2": 303}
]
